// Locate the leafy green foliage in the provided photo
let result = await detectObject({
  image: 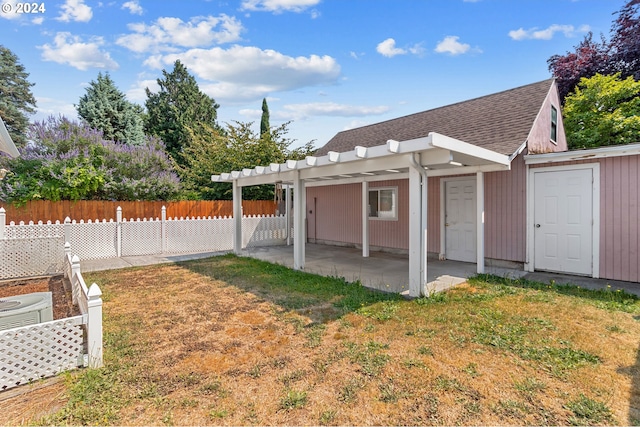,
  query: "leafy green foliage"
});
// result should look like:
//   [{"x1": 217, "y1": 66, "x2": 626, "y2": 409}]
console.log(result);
[
  {"x1": 0, "y1": 45, "x2": 37, "y2": 149},
  {"x1": 0, "y1": 117, "x2": 180, "y2": 203},
  {"x1": 77, "y1": 72, "x2": 145, "y2": 146},
  {"x1": 563, "y1": 73, "x2": 640, "y2": 149},
  {"x1": 260, "y1": 97, "x2": 270, "y2": 136},
  {"x1": 144, "y1": 60, "x2": 220, "y2": 165}
]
